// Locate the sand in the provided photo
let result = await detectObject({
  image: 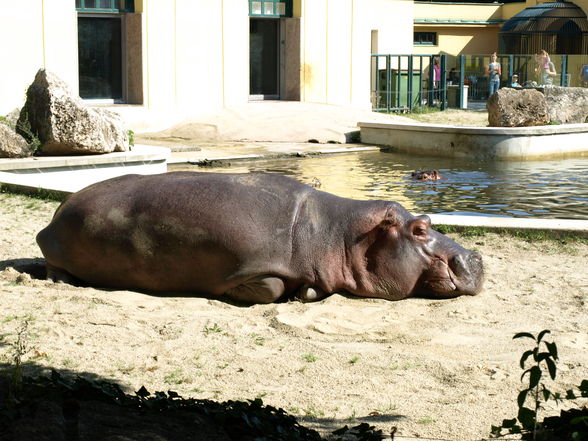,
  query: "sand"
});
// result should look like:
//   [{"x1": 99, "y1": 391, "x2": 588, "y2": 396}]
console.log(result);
[{"x1": 1, "y1": 191, "x2": 587, "y2": 440}]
